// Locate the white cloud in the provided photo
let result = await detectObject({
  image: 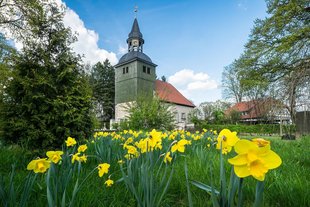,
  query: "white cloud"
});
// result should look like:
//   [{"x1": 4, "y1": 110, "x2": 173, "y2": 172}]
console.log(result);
[
  {"x1": 237, "y1": 0, "x2": 248, "y2": 11},
  {"x1": 117, "y1": 44, "x2": 127, "y2": 56},
  {"x1": 187, "y1": 80, "x2": 217, "y2": 90},
  {"x1": 62, "y1": 5, "x2": 118, "y2": 65},
  {"x1": 168, "y1": 69, "x2": 211, "y2": 87},
  {"x1": 168, "y1": 69, "x2": 219, "y2": 105},
  {"x1": 4, "y1": 0, "x2": 118, "y2": 65}
]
